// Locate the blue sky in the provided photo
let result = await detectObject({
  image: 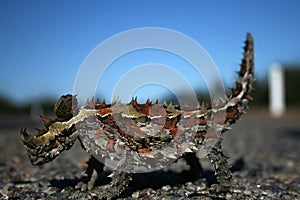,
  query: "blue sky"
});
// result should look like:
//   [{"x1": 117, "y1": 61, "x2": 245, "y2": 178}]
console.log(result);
[{"x1": 1, "y1": 1, "x2": 300, "y2": 104}]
